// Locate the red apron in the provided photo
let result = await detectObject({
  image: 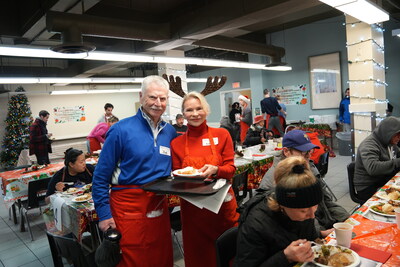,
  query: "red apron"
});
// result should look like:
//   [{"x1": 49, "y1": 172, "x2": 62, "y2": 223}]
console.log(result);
[
  {"x1": 110, "y1": 186, "x2": 173, "y2": 267},
  {"x1": 239, "y1": 120, "x2": 249, "y2": 143},
  {"x1": 180, "y1": 130, "x2": 239, "y2": 267}
]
